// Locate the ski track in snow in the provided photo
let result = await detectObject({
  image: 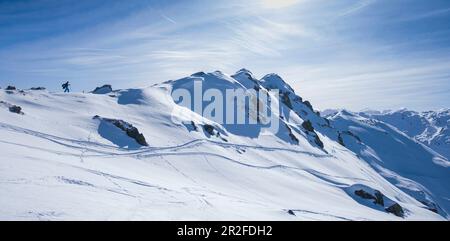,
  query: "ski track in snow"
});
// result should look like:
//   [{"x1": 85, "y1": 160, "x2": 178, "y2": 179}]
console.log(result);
[{"x1": 0, "y1": 122, "x2": 329, "y2": 158}]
